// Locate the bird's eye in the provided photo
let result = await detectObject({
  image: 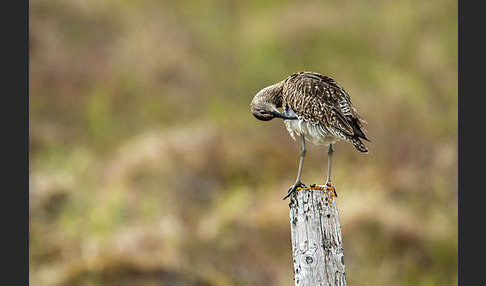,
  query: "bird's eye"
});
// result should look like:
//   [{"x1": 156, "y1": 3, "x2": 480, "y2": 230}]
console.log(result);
[{"x1": 259, "y1": 109, "x2": 266, "y2": 114}]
